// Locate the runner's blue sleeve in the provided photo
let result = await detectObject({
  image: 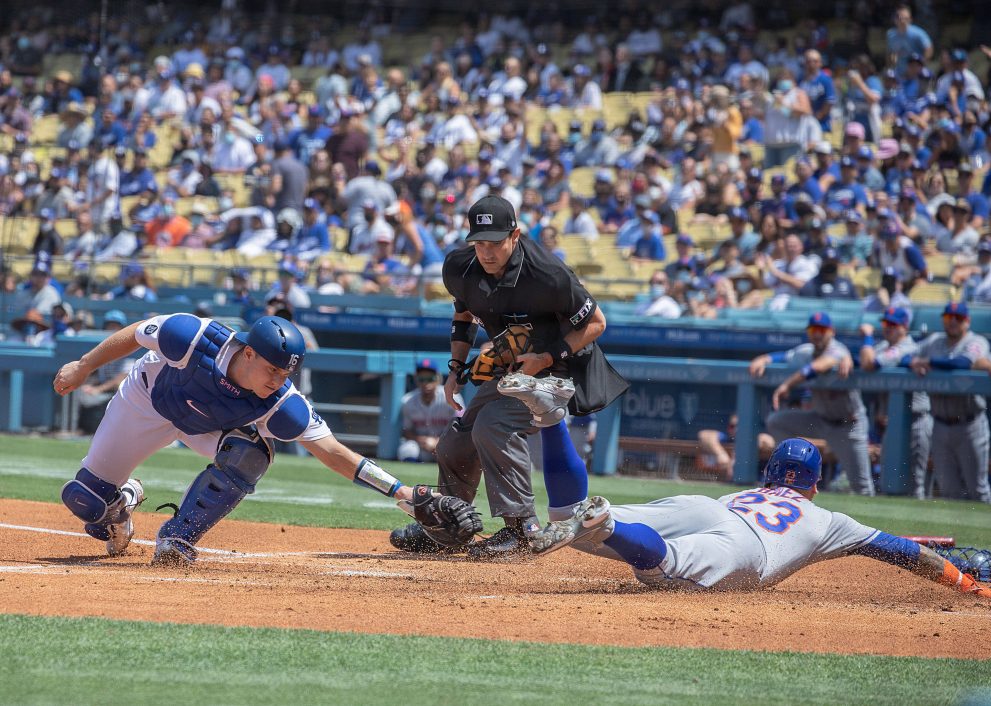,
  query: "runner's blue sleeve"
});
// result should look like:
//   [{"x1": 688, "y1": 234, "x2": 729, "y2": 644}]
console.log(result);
[{"x1": 850, "y1": 531, "x2": 921, "y2": 569}]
